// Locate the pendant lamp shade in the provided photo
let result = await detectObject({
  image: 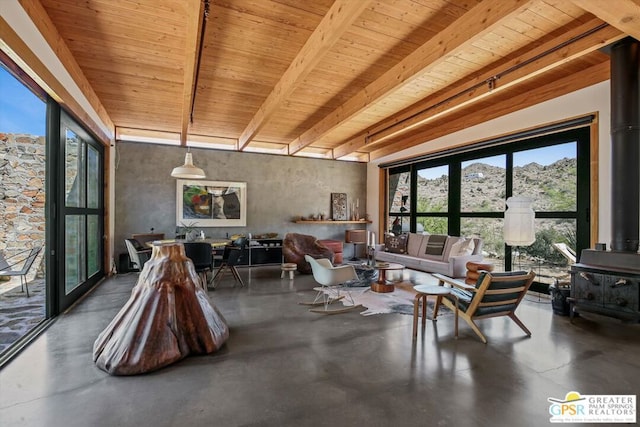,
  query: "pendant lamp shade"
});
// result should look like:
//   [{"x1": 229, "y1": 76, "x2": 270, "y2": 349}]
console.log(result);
[
  {"x1": 504, "y1": 196, "x2": 536, "y2": 246},
  {"x1": 171, "y1": 151, "x2": 206, "y2": 179}
]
